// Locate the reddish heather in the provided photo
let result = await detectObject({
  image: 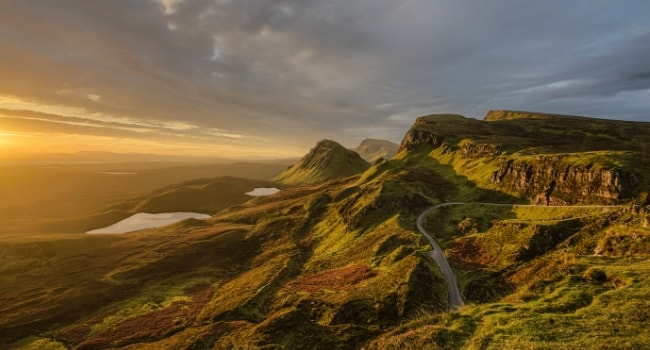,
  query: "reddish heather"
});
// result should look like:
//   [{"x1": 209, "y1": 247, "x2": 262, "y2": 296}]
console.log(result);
[
  {"x1": 73, "y1": 284, "x2": 215, "y2": 349},
  {"x1": 287, "y1": 264, "x2": 376, "y2": 292},
  {"x1": 446, "y1": 237, "x2": 497, "y2": 270}
]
